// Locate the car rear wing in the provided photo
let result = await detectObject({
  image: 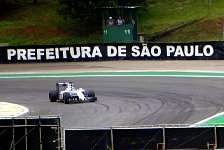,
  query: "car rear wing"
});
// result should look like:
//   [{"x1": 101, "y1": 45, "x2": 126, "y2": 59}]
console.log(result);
[
  {"x1": 55, "y1": 82, "x2": 74, "y2": 94},
  {"x1": 56, "y1": 82, "x2": 73, "y2": 87}
]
